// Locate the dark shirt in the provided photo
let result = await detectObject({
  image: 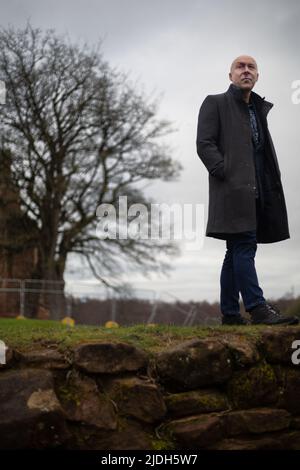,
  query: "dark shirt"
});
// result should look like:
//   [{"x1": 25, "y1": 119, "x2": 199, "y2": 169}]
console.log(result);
[
  {"x1": 248, "y1": 102, "x2": 260, "y2": 150},
  {"x1": 247, "y1": 98, "x2": 265, "y2": 204}
]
